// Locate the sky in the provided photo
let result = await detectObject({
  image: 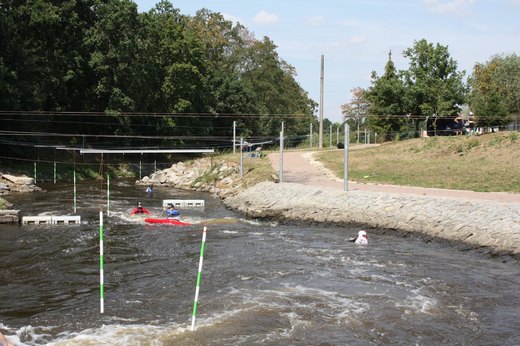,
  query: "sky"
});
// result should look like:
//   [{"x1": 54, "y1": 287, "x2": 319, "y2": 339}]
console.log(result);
[{"x1": 134, "y1": 0, "x2": 520, "y2": 123}]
